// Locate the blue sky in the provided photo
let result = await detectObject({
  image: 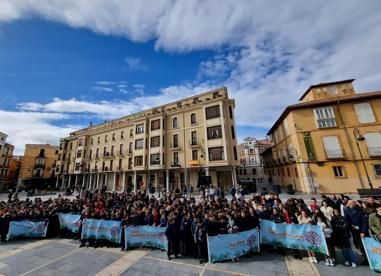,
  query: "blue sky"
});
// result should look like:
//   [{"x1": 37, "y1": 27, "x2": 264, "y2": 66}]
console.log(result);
[{"x1": 0, "y1": 0, "x2": 380, "y2": 154}]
